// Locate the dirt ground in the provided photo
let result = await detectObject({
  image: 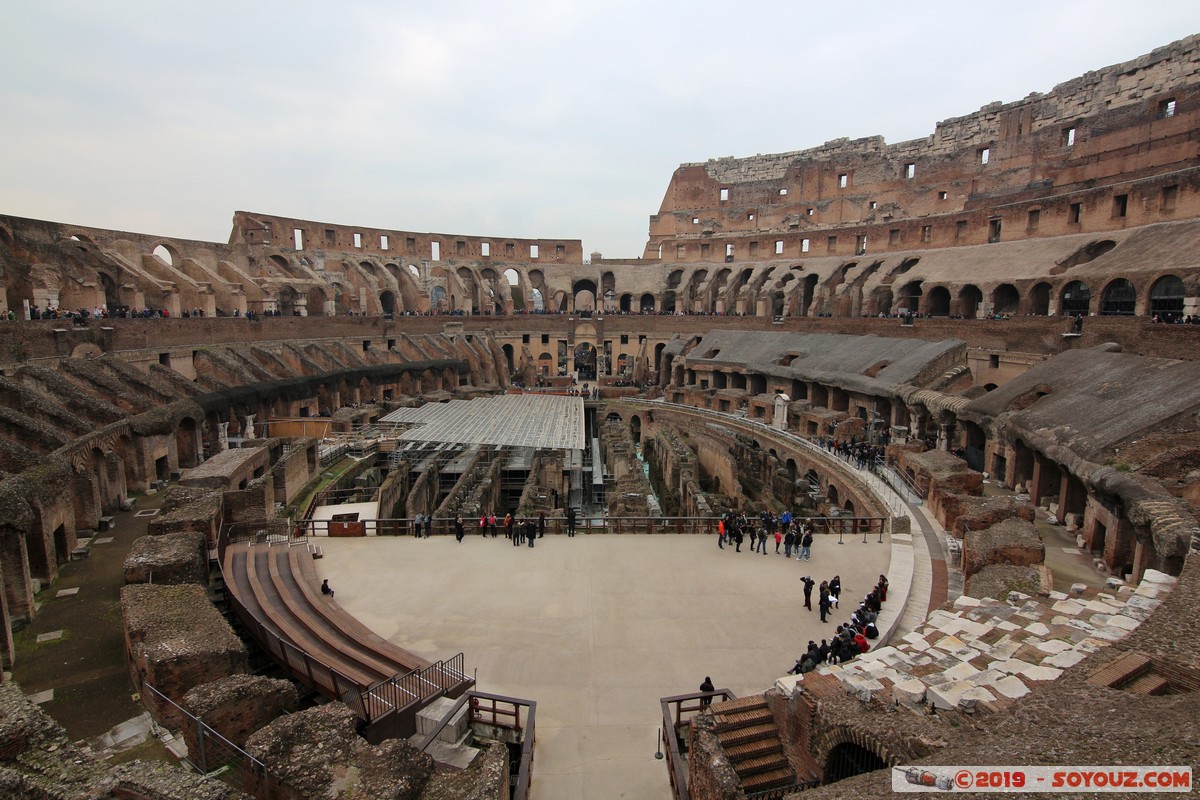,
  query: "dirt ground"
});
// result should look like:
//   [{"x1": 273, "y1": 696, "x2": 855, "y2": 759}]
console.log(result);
[{"x1": 11, "y1": 490, "x2": 173, "y2": 760}]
